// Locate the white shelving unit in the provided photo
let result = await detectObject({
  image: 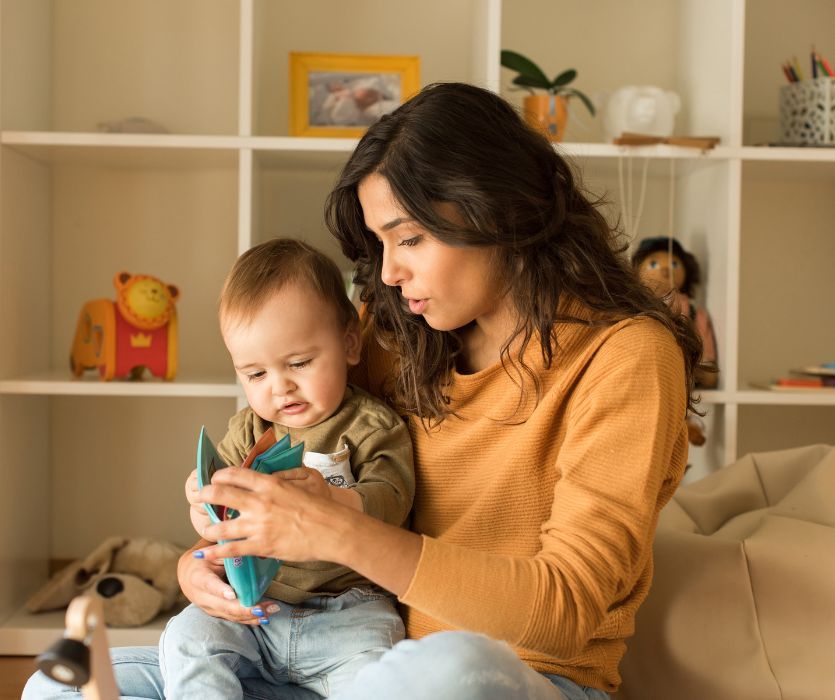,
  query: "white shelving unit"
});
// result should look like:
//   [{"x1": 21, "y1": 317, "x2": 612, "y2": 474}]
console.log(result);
[{"x1": 1, "y1": 0, "x2": 833, "y2": 654}]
